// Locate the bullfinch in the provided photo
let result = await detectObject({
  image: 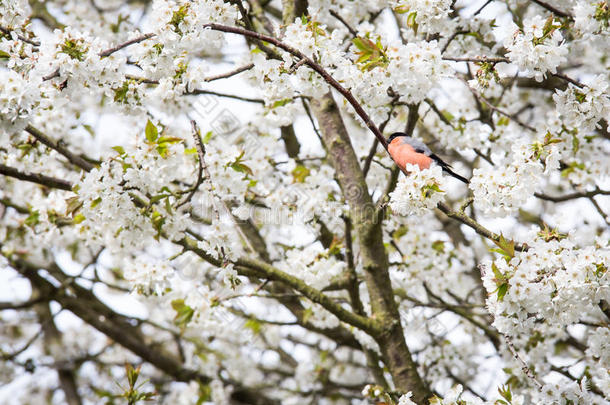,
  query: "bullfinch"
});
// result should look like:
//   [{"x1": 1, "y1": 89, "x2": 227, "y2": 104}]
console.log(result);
[{"x1": 387, "y1": 132, "x2": 469, "y2": 184}]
